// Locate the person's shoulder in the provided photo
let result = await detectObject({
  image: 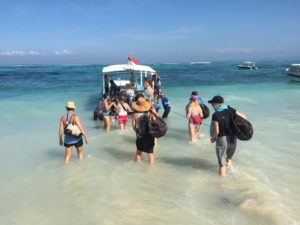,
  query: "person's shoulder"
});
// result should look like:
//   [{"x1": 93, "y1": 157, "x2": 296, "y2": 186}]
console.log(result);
[
  {"x1": 212, "y1": 110, "x2": 220, "y2": 118},
  {"x1": 227, "y1": 105, "x2": 236, "y2": 113},
  {"x1": 74, "y1": 114, "x2": 81, "y2": 121}
]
